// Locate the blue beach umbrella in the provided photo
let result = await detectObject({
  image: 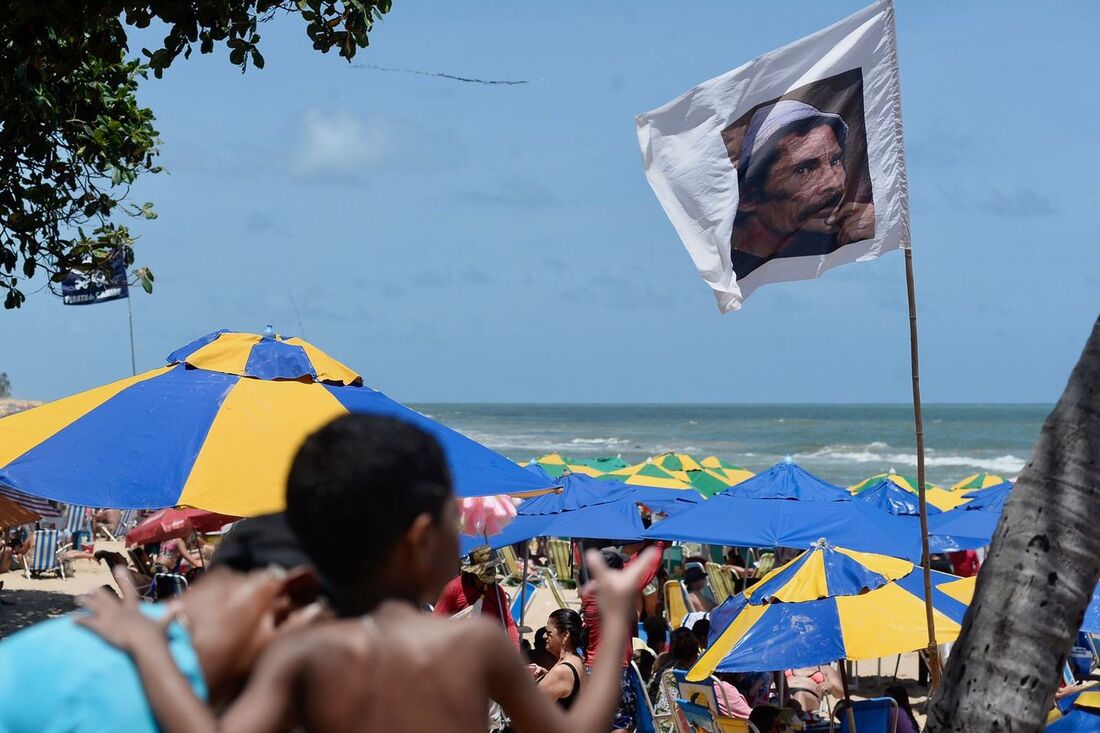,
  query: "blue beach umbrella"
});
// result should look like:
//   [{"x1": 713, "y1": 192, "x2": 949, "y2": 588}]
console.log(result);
[
  {"x1": 855, "y1": 478, "x2": 943, "y2": 516},
  {"x1": 926, "y1": 481, "x2": 1011, "y2": 552},
  {"x1": 478, "y1": 498, "x2": 651, "y2": 549},
  {"x1": 0, "y1": 330, "x2": 555, "y2": 516},
  {"x1": 641, "y1": 461, "x2": 923, "y2": 563},
  {"x1": 960, "y1": 480, "x2": 1013, "y2": 508},
  {"x1": 724, "y1": 458, "x2": 852, "y2": 502},
  {"x1": 518, "y1": 468, "x2": 701, "y2": 517},
  {"x1": 642, "y1": 496, "x2": 922, "y2": 561},
  {"x1": 1081, "y1": 584, "x2": 1100, "y2": 634}
]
